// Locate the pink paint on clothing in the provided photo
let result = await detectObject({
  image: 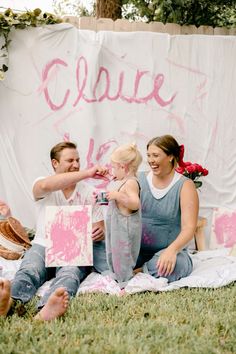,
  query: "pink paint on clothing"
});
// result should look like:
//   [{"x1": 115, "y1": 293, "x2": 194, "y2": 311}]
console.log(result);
[
  {"x1": 142, "y1": 232, "x2": 154, "y2": 246},
  {"x1": 111, "y1": 240, "x2": 130, "y2": 276}
]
